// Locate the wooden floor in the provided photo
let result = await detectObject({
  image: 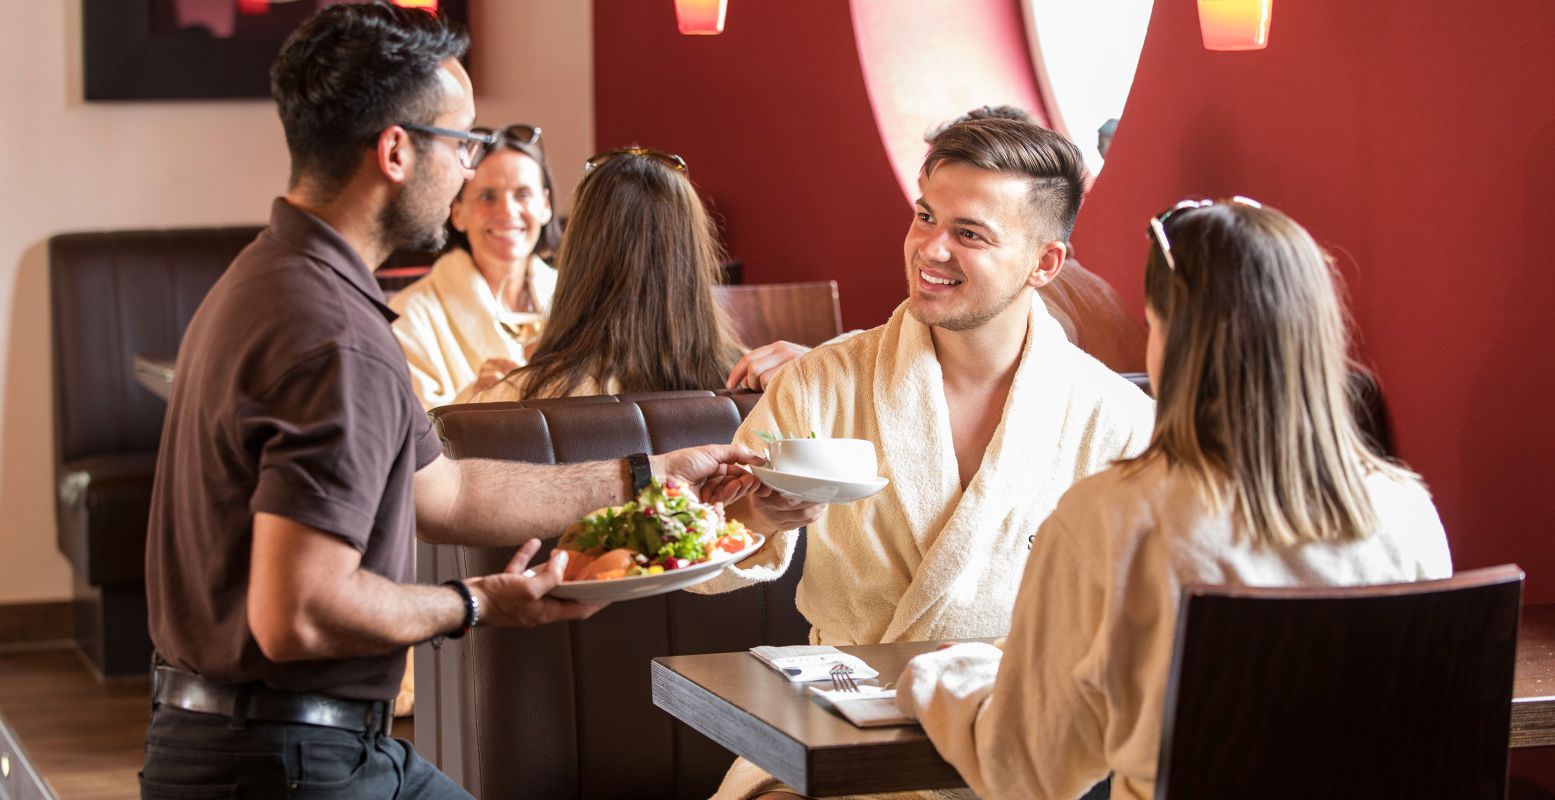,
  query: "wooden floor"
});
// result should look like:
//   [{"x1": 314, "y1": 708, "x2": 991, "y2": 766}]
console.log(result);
[{"x1": 0, "y1": 645, "x2": 411, "y2": 800}]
